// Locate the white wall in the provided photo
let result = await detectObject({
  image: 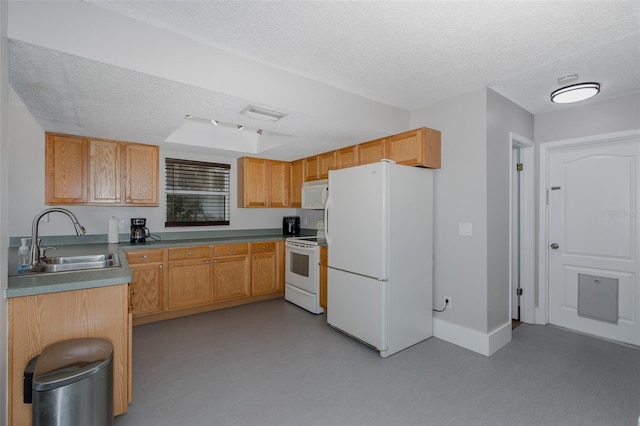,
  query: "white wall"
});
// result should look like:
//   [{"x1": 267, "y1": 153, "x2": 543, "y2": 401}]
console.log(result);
[
  {"x1": 7, "y1": 97, "x2": 300, "y2": 239},
  {"x1": 486, "y1": 89, "x2": 534, "y2": 332},
  {"x1": 535, "y1": 92, "x2": 640, "y2": 143},
  {"x1": 0, "y1": 2, "x2": 9, "y2": 423},
  {"x1": 410, "y1": 88, "x2": 490, "y2": 334}
]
